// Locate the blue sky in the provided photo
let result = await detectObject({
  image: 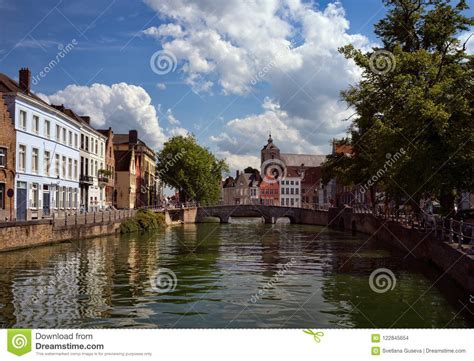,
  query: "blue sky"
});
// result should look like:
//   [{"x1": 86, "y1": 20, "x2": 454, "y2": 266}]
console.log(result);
[{"x1": 0, "y1": 0, "x2": 472, "y2": 172}]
